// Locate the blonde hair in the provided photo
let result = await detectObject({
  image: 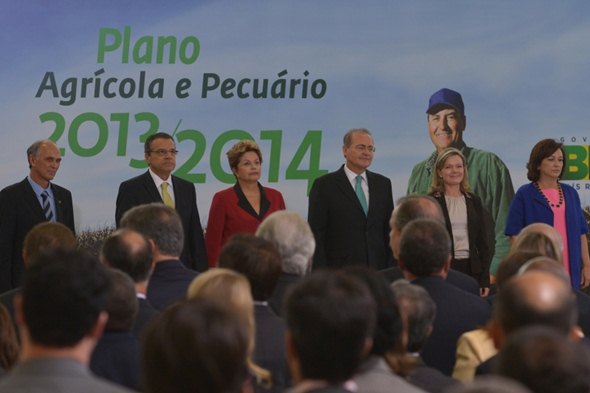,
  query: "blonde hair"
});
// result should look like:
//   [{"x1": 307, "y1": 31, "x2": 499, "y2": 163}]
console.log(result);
[
  {"x1": 430, "y1": 147, "x2": 470, "y2": 193},
  {"x1": 512, "y1": 231, "x2": 563, "y2": 264},
  {"x1": 187, "y1": 269, "x2": 272, "y2": 388}
]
